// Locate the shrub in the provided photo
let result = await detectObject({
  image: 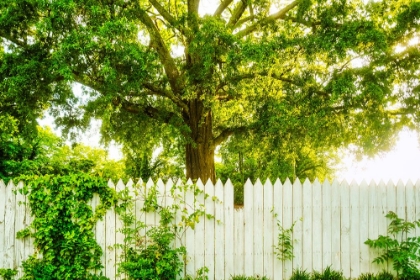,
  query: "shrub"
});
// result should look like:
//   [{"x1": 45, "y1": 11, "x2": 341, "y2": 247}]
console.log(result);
[
  {"x1": 310, "y1": 266, "x2": 345, "y2": 280},
  {"x1": 290, "y1": 268, "x2": 311, "y2": 280},
  {"x1": 365, "y1": 211, "x2": 420, "y2": 279}
]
